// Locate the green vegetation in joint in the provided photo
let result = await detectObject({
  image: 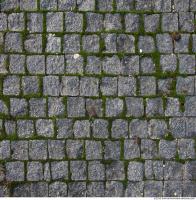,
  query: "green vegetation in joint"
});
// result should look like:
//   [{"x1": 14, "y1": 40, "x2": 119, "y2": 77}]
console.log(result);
[
  {"x1": 178, "y1": 95, "x2": 185, "y2": 112},
  {"x1": 175, "y1": 152, "x2": 185, "y2": 164},
  {"x1": 164, "y1": 132, "x2": 175, "y2": 141}
]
